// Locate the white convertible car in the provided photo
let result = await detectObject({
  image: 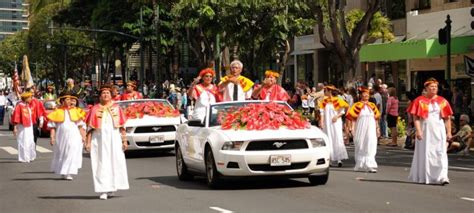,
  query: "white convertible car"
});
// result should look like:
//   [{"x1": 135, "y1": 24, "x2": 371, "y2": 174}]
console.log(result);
[
  {"x1": 117, "y1": 99, "x2": 181, "y2": 152},
  {"x1": 175, "y1": 101, "x2": 330, "y2": 188}
]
